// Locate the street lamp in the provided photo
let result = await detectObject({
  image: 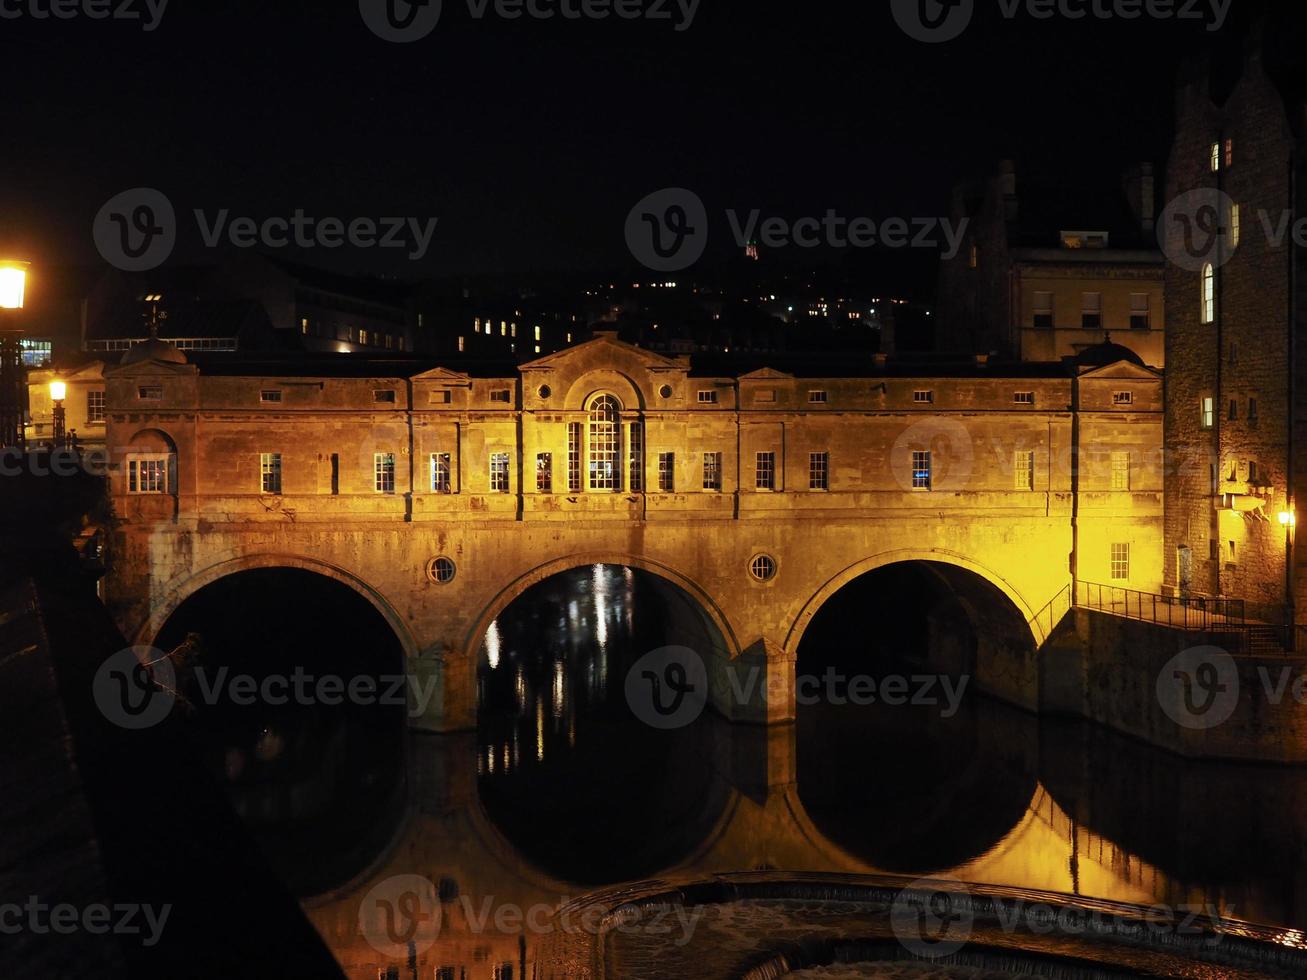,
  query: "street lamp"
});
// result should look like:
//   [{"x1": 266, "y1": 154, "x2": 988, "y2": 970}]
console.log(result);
[
  {"x1": 1279, "y1": 510, "x2": 1297, "y2": 527},
  {"x1": 0, "y1": 261, "x2": 27, "y2": 310},
  {"x1": 49, "y1": 379, "x2": 66, "y2": 446}
]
